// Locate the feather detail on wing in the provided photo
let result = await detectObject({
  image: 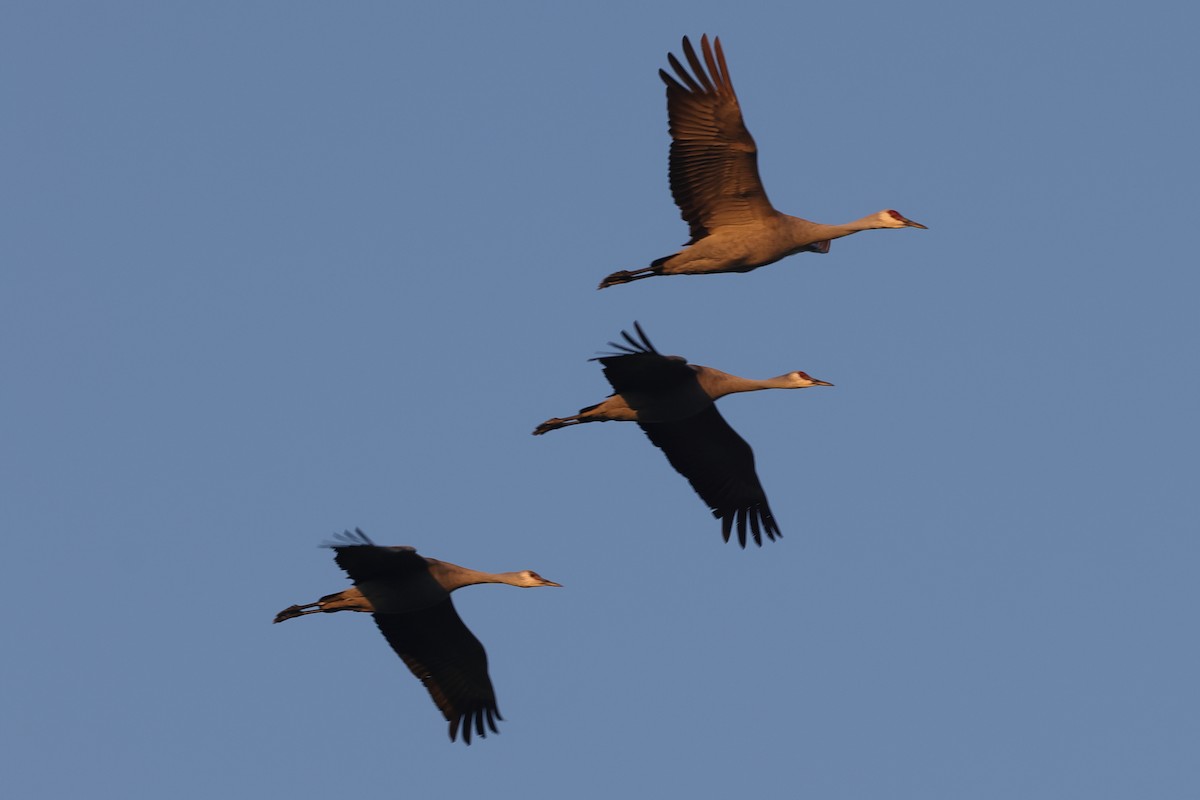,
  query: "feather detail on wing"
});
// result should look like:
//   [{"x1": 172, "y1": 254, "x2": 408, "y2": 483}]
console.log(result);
[{"x1": 660, "y1": 35, "x2": 778, "y2": 243}]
